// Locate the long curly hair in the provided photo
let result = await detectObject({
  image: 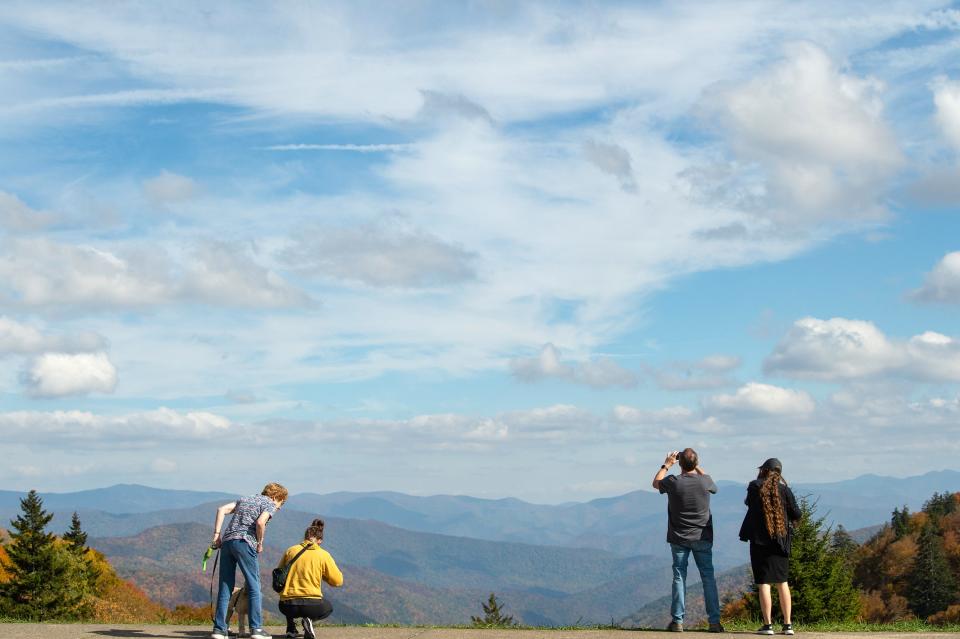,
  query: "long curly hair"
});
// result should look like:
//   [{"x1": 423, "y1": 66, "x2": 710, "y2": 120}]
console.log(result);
[{"x1": 760, "y1": 470, "x2": 788, "y2": 538}]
